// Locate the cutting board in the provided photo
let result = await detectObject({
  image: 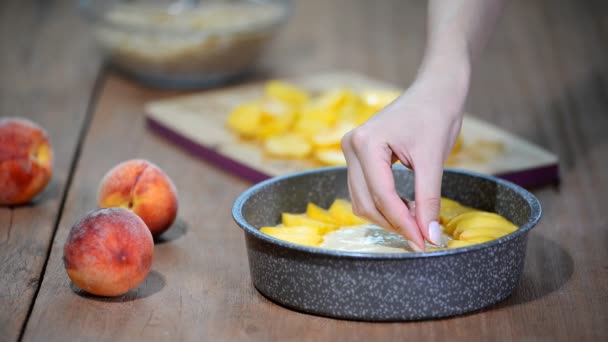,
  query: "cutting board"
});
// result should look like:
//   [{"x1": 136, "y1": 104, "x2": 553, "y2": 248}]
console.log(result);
[{"x1": 145, "y1": 71, "x2": 559, "y2": 187}]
